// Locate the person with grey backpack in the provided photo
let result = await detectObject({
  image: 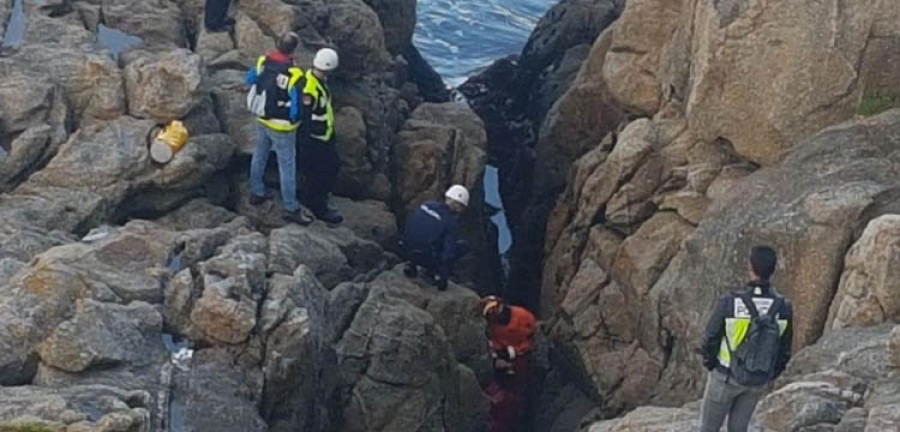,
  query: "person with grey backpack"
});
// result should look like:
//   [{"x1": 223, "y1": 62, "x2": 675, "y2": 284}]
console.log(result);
[{"x1": 700, "y1": 246, "x2": 794, "y2": 432}]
